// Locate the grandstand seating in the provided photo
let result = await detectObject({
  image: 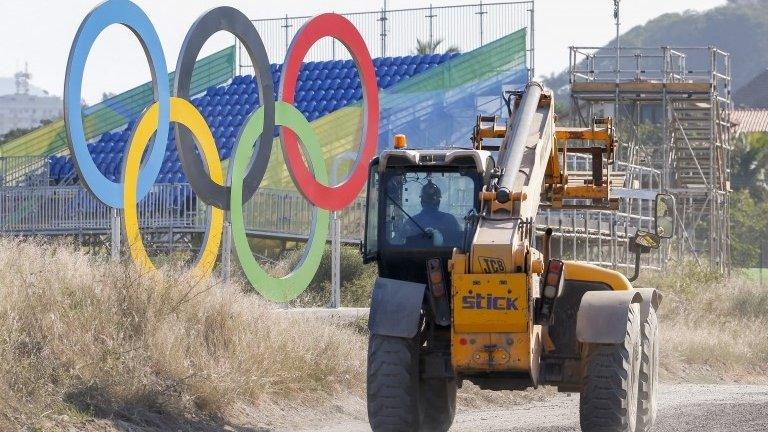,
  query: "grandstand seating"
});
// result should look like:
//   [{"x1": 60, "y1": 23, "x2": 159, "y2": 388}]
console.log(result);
[{"x1": 49, "y1": 52, "x2": 460, "y2": 185}]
